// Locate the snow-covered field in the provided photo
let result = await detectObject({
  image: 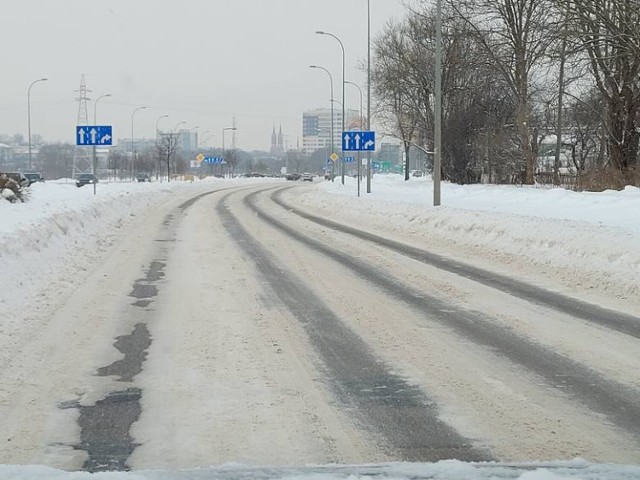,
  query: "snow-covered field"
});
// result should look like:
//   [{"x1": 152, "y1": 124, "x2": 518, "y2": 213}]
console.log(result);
[{"x1": 289, "y1": 175, "x2": 640, "y2": 310}]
